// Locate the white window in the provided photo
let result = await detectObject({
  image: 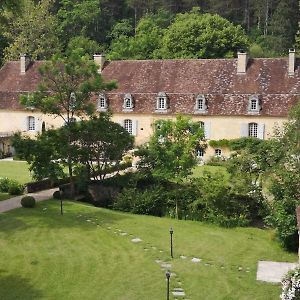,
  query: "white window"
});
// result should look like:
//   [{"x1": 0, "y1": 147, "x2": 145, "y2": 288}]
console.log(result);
[
  {"x1": 28, "y1": 116, "x2": 35, "y2": 131},
  {"x1": 124, "y1": 119, "x2": 133, "y2": 134},
  {"x1": 215, "y1": 149, "x2": 222, "y2": 157},
  {"x1": 123, "y1": 93, "x2": 134, "y2": 110},
  {"x1": 195, "y1": 94, "x2": 207, "y2": 113},
  {"x1": 248, "y1": 123, "x2": 258, "y2": 137},
  {"x1": 97, "y1": 93, "x2": 107, "y2": 111},
  {"x1": 156, "y1": 92, "x2": 168, "y2": 111},
  {"x1": 196, "y1": 148, "x2": 204, "y2": 158},
  {"x1": 248, "y1": 95, "x2": 260, "y2": 113}
]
